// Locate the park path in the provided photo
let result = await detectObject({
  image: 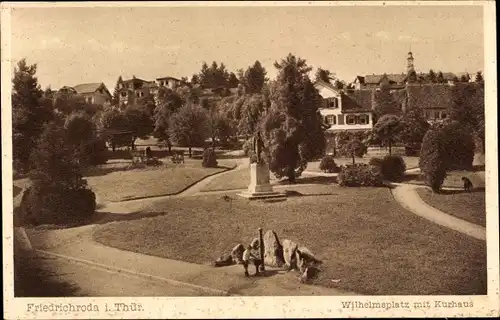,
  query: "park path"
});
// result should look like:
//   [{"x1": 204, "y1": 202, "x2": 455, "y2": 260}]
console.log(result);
[
  {"x1": 390, "y1": 183, "x2": 486, "y2": 241},
  {"x1": 23, "y1": 225, "x2": 355, "y2": 297}
]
